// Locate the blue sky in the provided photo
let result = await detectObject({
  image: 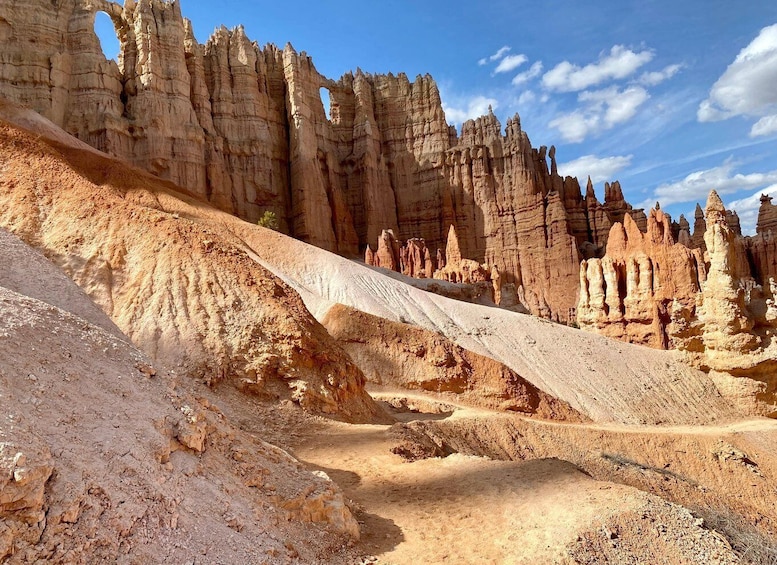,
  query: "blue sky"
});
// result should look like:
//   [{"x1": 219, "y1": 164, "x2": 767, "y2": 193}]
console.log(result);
[{"x1": 95, "y1": 1, "x2": 777, "y2": 234}]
